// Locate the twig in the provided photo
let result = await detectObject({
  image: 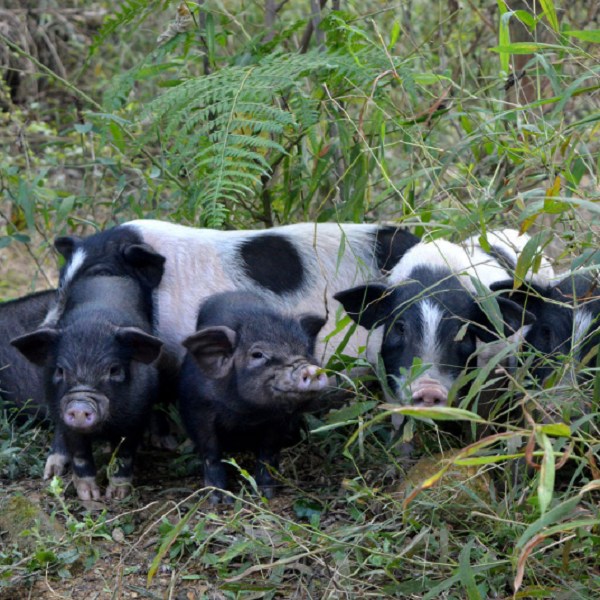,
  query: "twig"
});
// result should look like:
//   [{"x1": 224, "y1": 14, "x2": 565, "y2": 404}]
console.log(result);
[{"x1": 299, "y1": 0, "x2": 328, "y2": 53}]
